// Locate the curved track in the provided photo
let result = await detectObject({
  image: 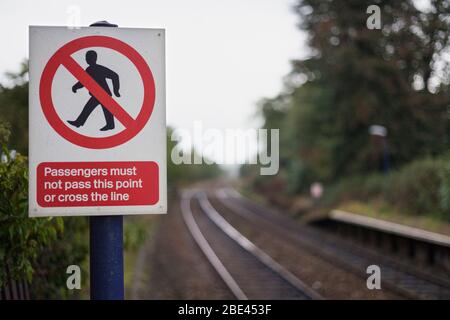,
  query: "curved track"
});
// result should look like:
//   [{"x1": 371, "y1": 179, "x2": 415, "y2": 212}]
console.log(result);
[
  {"x1": 215, "y1": 187, "x2": 450, "y2": 300},
  {"x1": 181, "y1": 190, "x2": 323, "y2": 300}
]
